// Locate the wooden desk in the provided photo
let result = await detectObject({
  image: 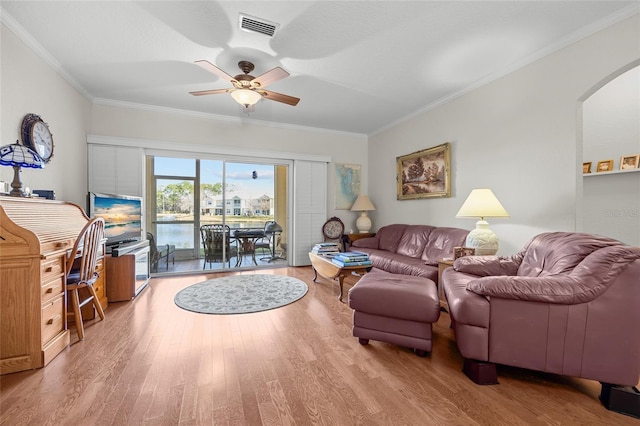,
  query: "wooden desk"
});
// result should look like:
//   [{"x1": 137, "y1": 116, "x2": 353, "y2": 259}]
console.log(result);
[
  {"x1": 308, "y1": 252, "x2": 370, "y2": 302},
  {"x1": 0, "y1": 197, "x2": 106, "y2": 374}
]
